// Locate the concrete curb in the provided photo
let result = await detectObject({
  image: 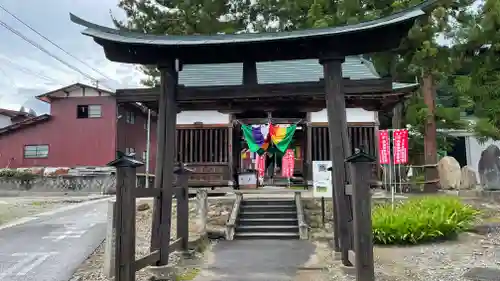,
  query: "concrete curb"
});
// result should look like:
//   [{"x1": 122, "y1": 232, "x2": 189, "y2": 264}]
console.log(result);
[{"x1": 0, "y1": 196, "x2": 112, "y2": 231}]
